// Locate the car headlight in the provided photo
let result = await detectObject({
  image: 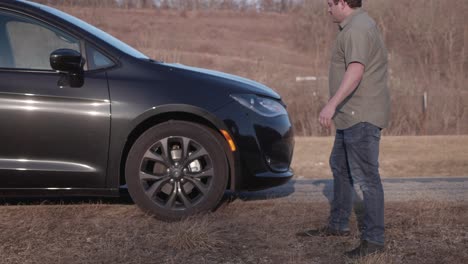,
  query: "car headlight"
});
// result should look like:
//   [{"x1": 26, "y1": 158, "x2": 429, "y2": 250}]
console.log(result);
[{"x1": 230, "y1": 94, "x2": 287, "y2": 117}]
